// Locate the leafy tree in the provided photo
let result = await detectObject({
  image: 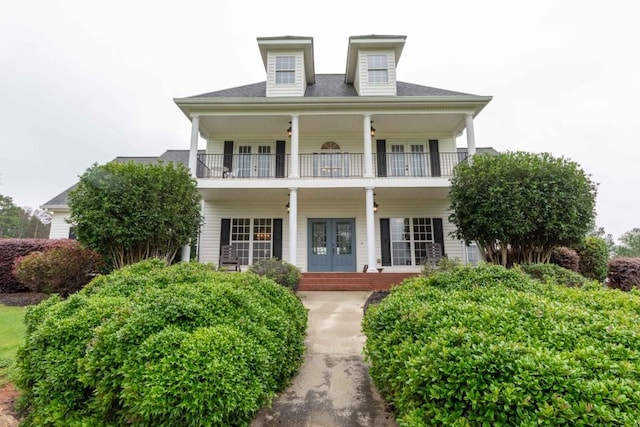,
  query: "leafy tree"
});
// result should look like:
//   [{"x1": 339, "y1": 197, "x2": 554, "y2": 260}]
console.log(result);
[
  {"x1": 0, "y1": 194, "x2": 20, "y2": 237},
  {"x1": 614, "y1": 228, "x2": 640, "y2": 257},
  {"x1": 449, "y1": 152, "x2": 597, "y2": 266},
  {"x1": 0, "y1": 195, "x2": 51, "y2": 238},
  {"x1": 68, "y1": 161, "x2": 202, "y2": 269},
  {"x1": 588, "y1": 226, "x2": 615, "y2": 257}
]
